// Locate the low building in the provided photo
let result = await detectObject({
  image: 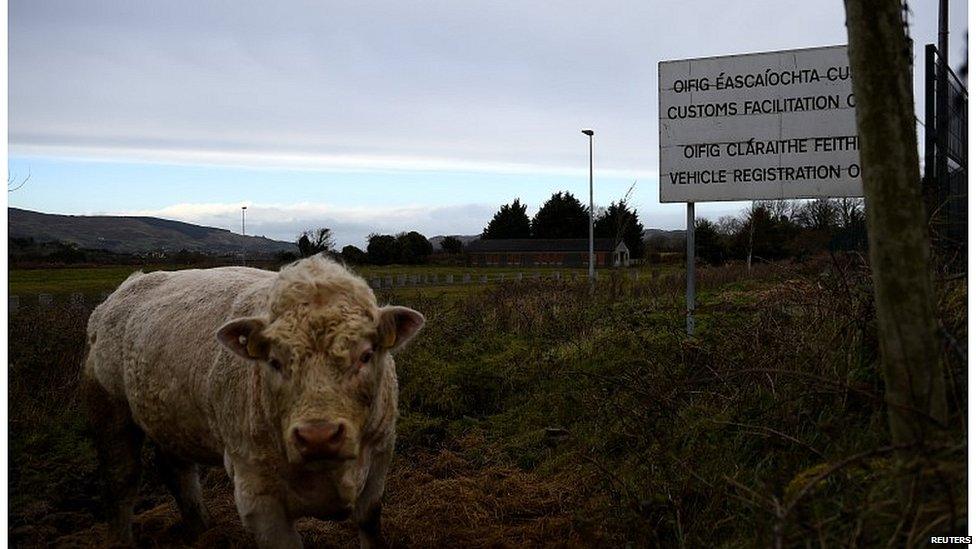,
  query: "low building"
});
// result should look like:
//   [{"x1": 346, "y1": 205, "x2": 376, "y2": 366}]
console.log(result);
[{"x1": 466, "y1": 238, "x2": 630, "y2": 267}]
